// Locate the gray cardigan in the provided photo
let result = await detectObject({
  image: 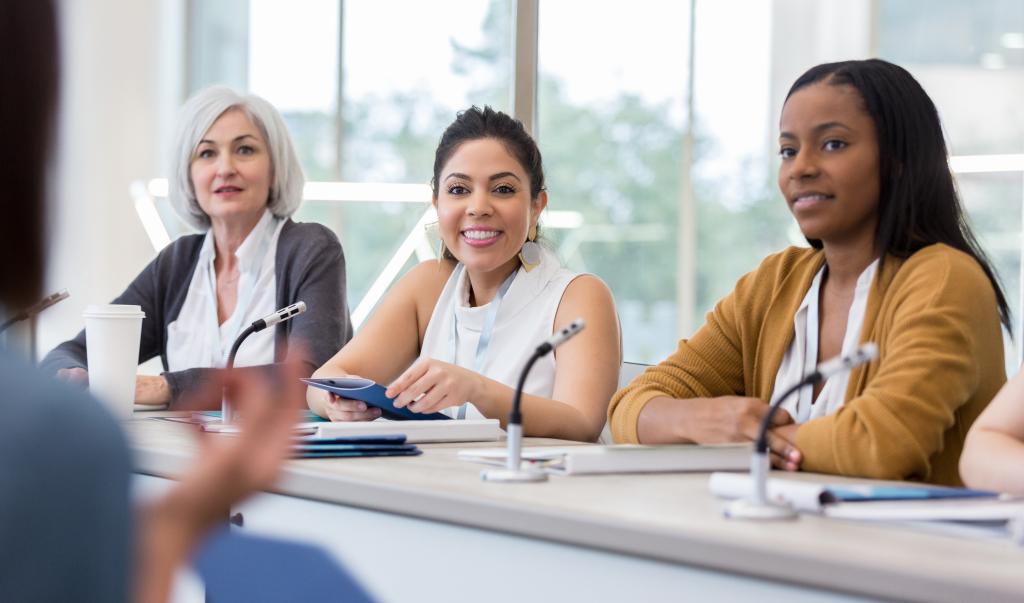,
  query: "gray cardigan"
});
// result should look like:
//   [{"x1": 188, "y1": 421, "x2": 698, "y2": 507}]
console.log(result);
[{"x1": 40, "y1": 219, "x2": 353, "y2": 406}]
